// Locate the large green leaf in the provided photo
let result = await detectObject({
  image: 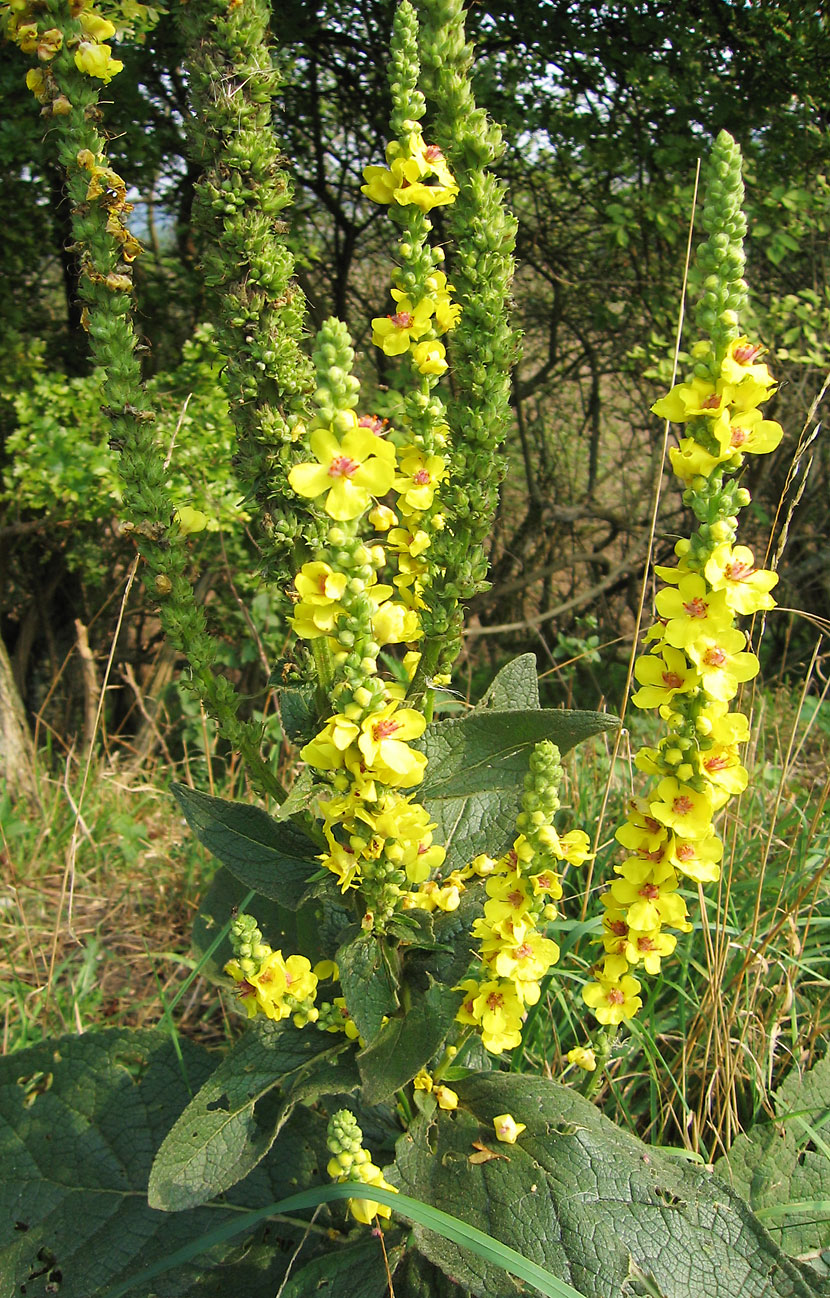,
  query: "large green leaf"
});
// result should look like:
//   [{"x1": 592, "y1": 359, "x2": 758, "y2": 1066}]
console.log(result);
[
  {"x1": 357, "y1": 982, "x2": 463, "y2": 1105},
  {"x1": 0, "y1": 1030, "x2": 326, "y2": 1298},
  {"x1": 716, "y1": 1052, "x2": 830, "y2": 1269},
  {"x1": 395, "y1": 1071, "x2": 824, "y2": 1298},
  {"x1": 337, "y1": 931, "x2": 400, "y2": 1044},
  {"x1": 149, "y1": 1022, "x2": 358, "y2": 1211},
  {"x1": 477, "y1": 653, "x2": 540, "y2": 711},
  {"x1": 280, "y1": 1235, "x2": 405, "y2": 1298},
  {"x1": 172, "y1": 782, "x2": 320, "y2": 906},
  {"x1": 420, "y1": 708, "x2": 618, "y2": 870}
]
